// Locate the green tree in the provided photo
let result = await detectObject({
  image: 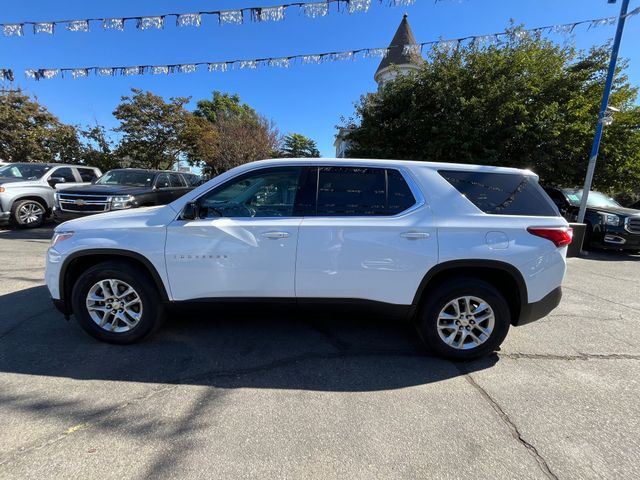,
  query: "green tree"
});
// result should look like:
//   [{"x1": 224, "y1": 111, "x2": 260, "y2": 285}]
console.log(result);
[
  {"x1": 344, "y1": 30, "x2": 640, "y2": 194},
  {"x1": 279, "y1": 133, "x2": 320, "y2": 158},
  {"x1": 193, "y1": 91, "x2": 280, "y2": 175},
  {"x1": 113, "y1": 89, "x2": 210, "y2": 170},
  {"x1": 79, "y1": 125, "x2": 120, "y2": 173},
  {"x1": 0, "y1": 90, "x2": 81, "y2": 163},
  {"x1": 194, "y1": 91, "x2": 257, "y2": 124}
]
